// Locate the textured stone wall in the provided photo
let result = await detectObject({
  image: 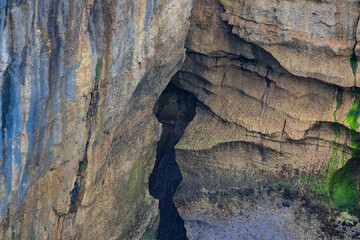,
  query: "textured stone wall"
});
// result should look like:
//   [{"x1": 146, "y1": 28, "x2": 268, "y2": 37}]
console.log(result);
[
  {"x1": 0, "y1": 0, "x2": 191, "y2": 239},
  {"x1": 220, "y1": 0, "x2": 360, "y2": 86},
  {"x1": 1, "y1": 0, "x2": 360, "y2": 239},
  {"x1": 171, "y1": 0, "x2": 360, "y2": 238}
]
